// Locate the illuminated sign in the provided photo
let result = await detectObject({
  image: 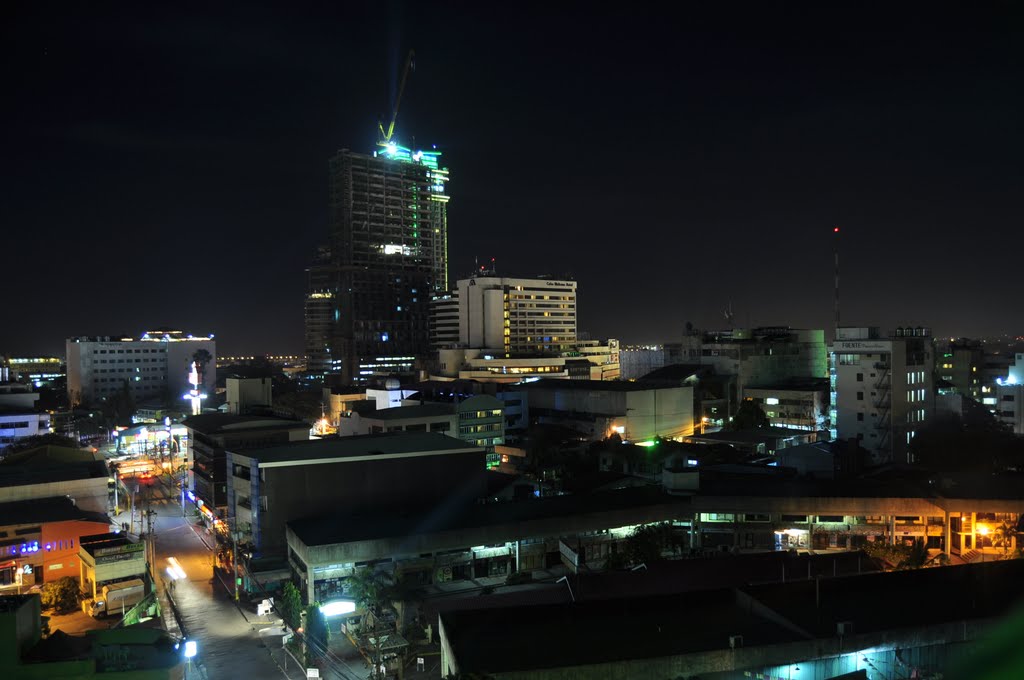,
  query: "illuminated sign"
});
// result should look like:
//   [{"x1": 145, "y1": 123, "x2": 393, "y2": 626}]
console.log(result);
[
  {"x1": 94, "y1": 542, "x2": 145, "y2": 558},
  {"x1": 381, "y1": 244, "x2": 412, "y2": 256},
  {"x1": 320, "y1": 600, "x2": 357, "y2": 617}
]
